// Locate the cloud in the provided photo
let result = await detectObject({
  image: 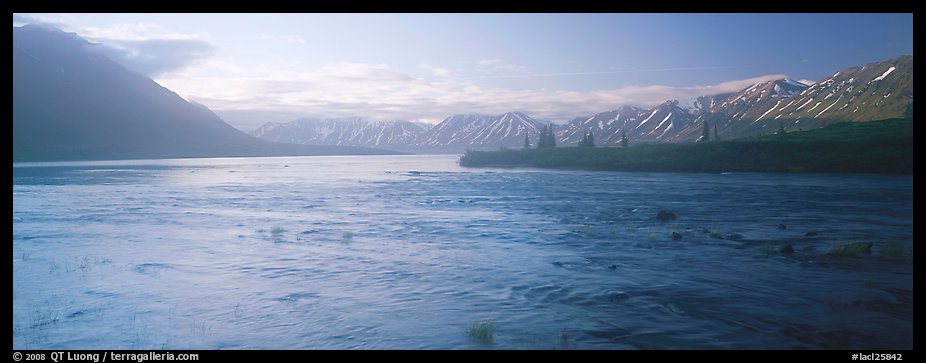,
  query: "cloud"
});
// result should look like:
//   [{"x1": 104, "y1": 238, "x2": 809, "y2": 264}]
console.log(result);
[
  {"x1": 250, "y1": 33, "x2": 307, "y2": 44},
  {"x1": 87, "y1": 38, "x2": 215, "y2": 77},
  {"x1": 420, "y1": 63, "x2": 453, "y2": 77},
  {"x1": 18, "y1": 19, "x2": 218, "y2": 77},
  {"x1": 156, "y1": 61, "x2": 790, "y2": 131},
  {"x1": 476, "y1": 58, "x2": 527, "y2": 73},
  {"x1": 797, "y1": 79, "x2": 816, "y2": 86},
  {"x1": 12, "y1": 13, "x2": 69, "y2": 28}
]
